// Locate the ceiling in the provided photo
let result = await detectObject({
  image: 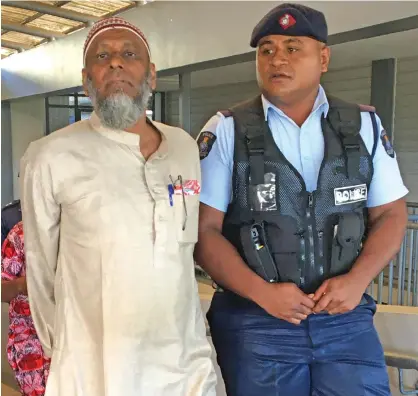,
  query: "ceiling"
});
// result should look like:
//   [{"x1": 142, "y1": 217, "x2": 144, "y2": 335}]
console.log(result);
[{"x1": 1, "y1": 1, "x2": 138, "y2": 59}]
